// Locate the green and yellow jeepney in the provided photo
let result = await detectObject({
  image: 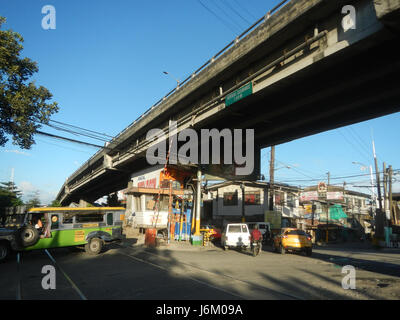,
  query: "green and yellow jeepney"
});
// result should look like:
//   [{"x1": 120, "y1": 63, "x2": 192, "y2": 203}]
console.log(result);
[{"x1": 0, "y1": 207, "x2": 125, "y2": 260}]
